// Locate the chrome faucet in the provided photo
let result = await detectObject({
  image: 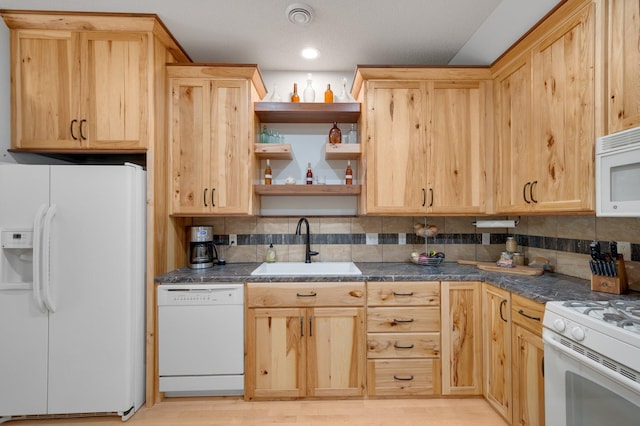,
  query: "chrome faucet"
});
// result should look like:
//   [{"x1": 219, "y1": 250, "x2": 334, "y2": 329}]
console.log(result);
[{"x1": 295, "y1": 217, "x2": 319, "y2": 263}]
